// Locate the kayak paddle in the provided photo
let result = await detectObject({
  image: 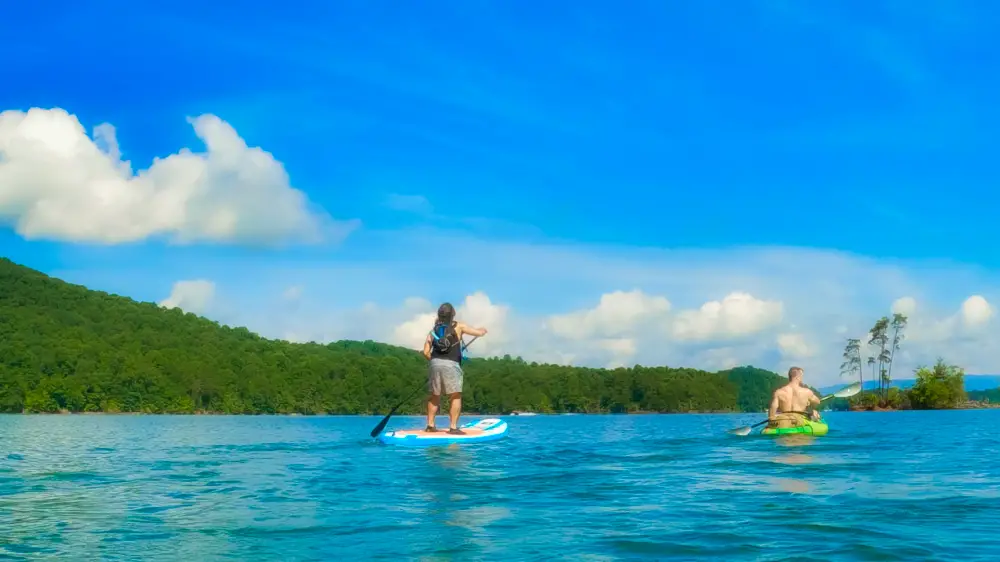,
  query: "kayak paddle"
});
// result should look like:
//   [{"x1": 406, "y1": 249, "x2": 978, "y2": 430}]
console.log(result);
[
  {"x1": 369, "y1": 335, "x2": 478, "y2": 439},
  {"x1": 726, "y1": 381, "x2": 862, "y2": 436}
]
